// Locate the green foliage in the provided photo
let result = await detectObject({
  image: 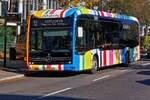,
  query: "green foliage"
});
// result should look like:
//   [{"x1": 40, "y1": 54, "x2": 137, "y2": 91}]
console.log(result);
[
  {"x1": 140, "y1": 36, "x2": 150, "y2": 51},
  {"x1": 56, "y1": 0, "x2": 101, "y2": 8},
  {"x1": 0, "y1": 25, "x2": 16, "y2": 52},
  {"x1": 0, "y1": 25, "x2": 15, "y2": 36}
]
